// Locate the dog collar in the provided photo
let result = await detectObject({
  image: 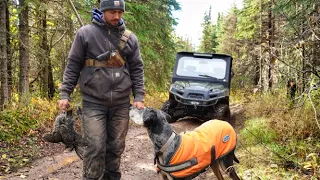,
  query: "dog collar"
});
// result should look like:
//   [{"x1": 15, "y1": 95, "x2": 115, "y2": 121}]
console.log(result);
[{"x1": 158, "y1": 132, "x2": 176, "y2": 155}]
